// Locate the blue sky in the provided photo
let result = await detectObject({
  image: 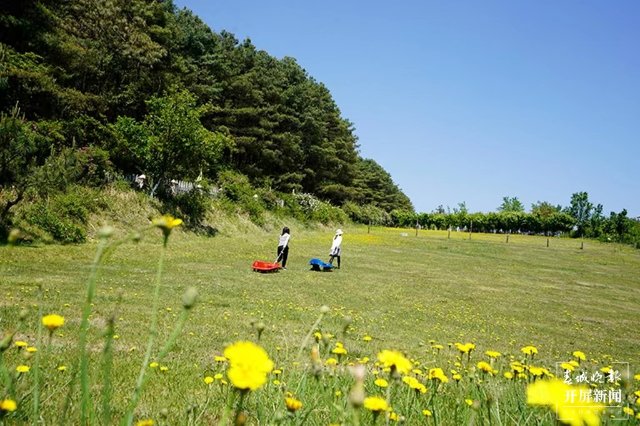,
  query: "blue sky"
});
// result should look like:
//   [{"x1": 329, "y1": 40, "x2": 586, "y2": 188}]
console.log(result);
[{"x1": 175, "y1": 0, "x2": 639, "y2": 216}]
